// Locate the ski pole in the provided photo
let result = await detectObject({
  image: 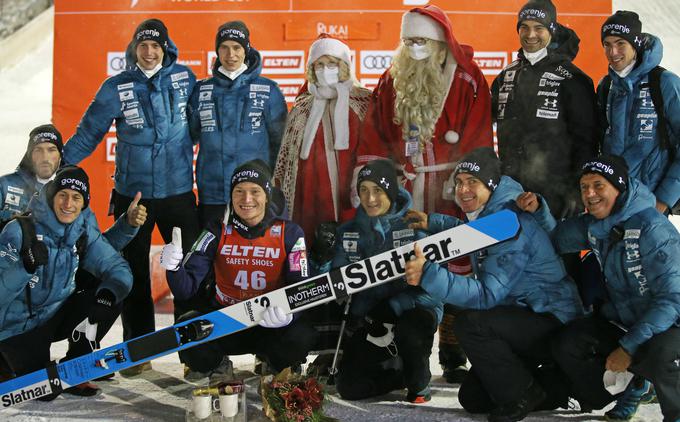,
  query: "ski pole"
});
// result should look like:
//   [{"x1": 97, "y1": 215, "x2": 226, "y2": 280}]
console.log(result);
[{"x1": 327, "y1": 295, "x2": 352, "y2": 385}]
